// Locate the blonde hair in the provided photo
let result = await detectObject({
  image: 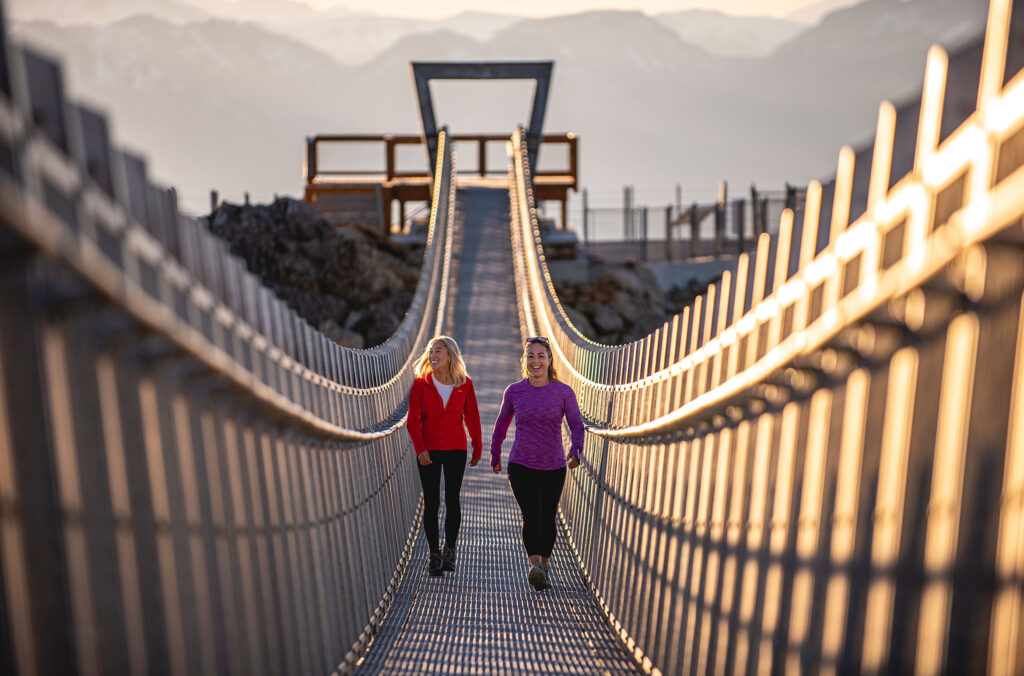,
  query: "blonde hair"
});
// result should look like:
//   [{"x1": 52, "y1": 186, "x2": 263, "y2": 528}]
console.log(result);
[
  {"x1": 415, "y1": 335, "x2": 469, "y2": 386},
  {"x1": 521, "y1": 338, "x2": 559, "y2": 381}
]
